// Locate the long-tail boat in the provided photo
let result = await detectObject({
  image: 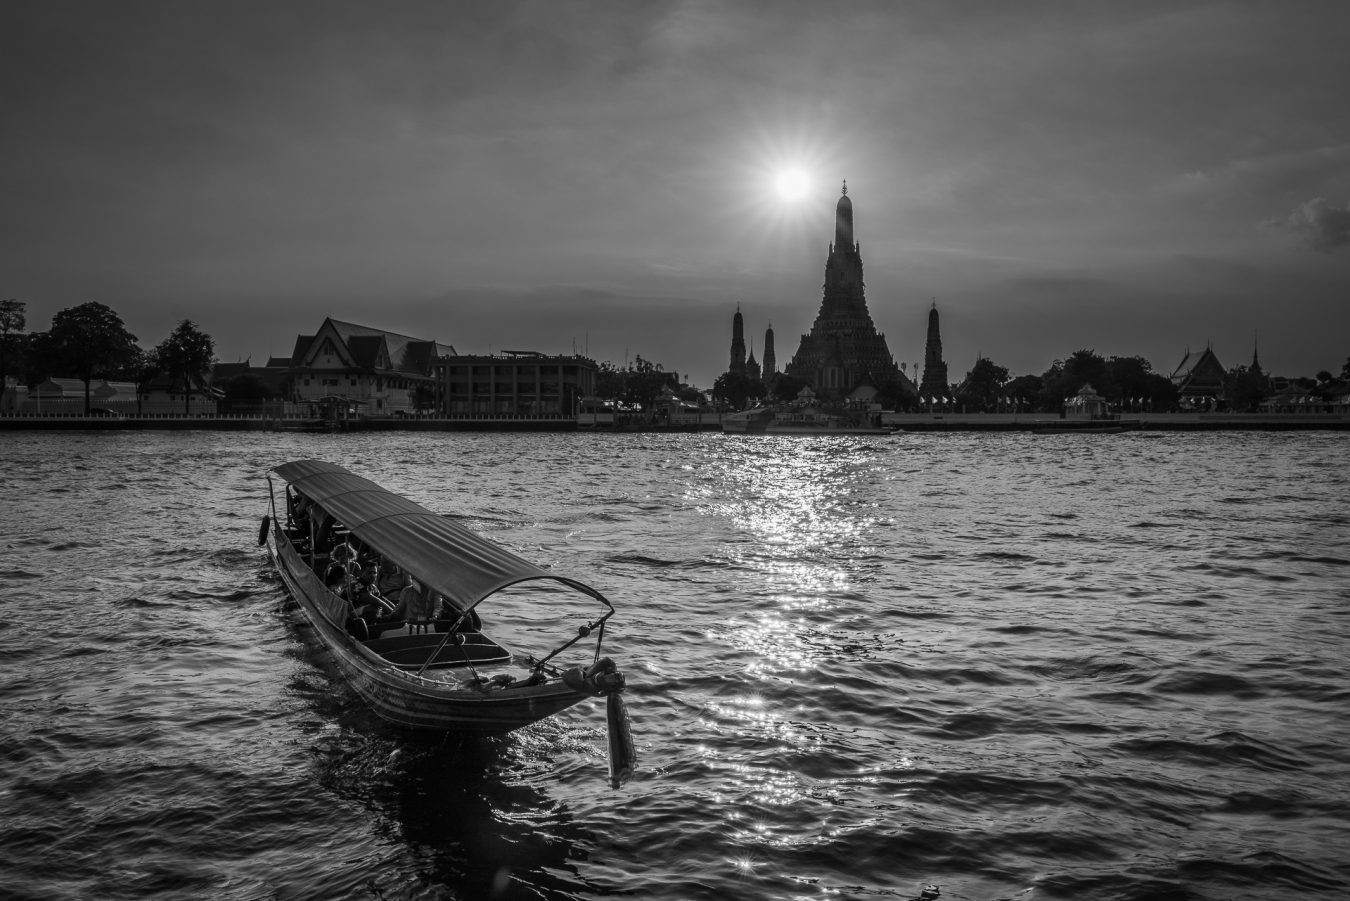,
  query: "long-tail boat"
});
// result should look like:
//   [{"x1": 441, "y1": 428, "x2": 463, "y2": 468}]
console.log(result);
[{"x1": 259, "y1": 459, "x2": 635, "y2": 786}]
